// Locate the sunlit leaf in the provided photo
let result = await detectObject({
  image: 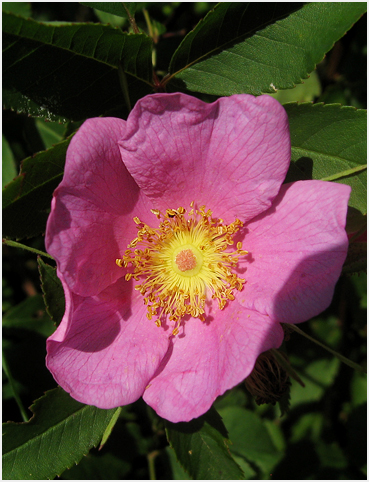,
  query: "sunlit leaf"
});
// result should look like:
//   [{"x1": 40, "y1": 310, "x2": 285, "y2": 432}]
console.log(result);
[
  {"x1": 269, "y1": 70, "x2": 321, "y2": 104},
  {"x1": 218, "y1": 406, "x2": 283, "y2": 475},
  {"x1": 166, "y1": 3, "x2": 366, "y2": 96},
  {"x1": 2, "y1": 388, "x2": 118, "y2": 480},
  {"x1": 99, "y1": 407, "x2": 122, "y2": 449},
  {"x1": 285, "y1": 103, "x2": 367, "y2": 215}
]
